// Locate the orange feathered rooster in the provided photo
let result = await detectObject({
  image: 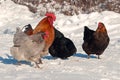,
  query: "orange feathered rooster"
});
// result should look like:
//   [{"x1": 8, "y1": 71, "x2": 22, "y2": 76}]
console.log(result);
[
  {"x1": 33, "y1": 13, "x2": 56, "y2": 54},
  {"x1": 24, "y1": 13, "x2": 56, "y2": 55},
  {"x1": 33, "y1": 13, "x2": 56, "y2": 52}
]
